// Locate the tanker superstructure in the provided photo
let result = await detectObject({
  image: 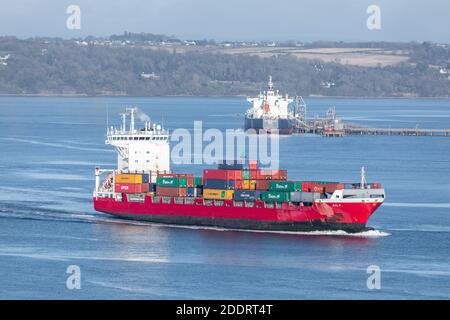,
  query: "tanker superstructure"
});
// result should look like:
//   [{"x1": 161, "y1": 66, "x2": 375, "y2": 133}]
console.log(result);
[
  {"x1": 245, "y1": 76, "x2": 296, "y2": 135},
  {"x1": 93, "y1": 108, "x2": 385, "y2": 233}
]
